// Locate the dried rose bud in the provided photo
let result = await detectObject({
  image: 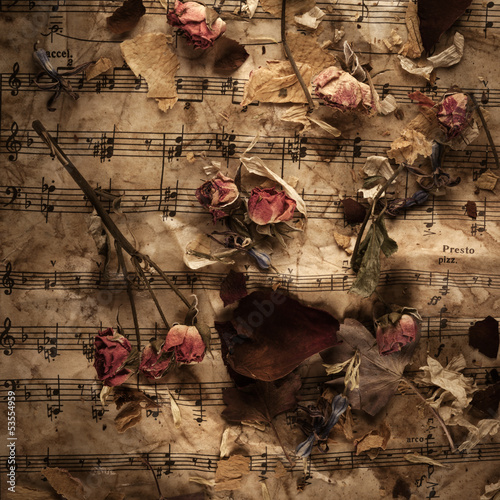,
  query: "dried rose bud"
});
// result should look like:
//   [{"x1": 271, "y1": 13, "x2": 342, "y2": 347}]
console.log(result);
[
  {"x1": 247, "y1": 187, "x2": 296, "y2": 225},
  {"x1": 436, "y1": 92, "x2": 472, "y2": 140},
  {"x1": 167, "y1": 0, "x2": 226, "y2": 49},
  {"x1": 313, "y1": 66, "x2": 374, "y2": 113},
  {"x1": 139, "y1": 340, "x2": 173, "y2": 379},
  {"x1": 196, "y1": 172, "x2": 239, "y2": 222},
  {"x1": 376, "y1": 310, "x2": 420, "y2": 356},
  {"x1": 94, "y1": 328, "x2": 136, "y2": 386},
  {"x1": 164, "y1": 324, "x2": 206, "y2": 364}
]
